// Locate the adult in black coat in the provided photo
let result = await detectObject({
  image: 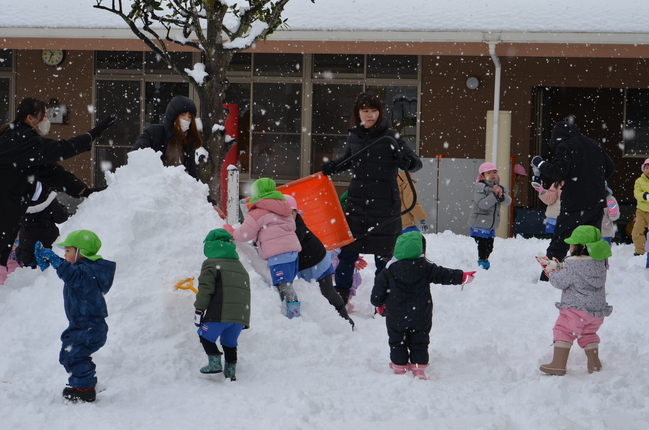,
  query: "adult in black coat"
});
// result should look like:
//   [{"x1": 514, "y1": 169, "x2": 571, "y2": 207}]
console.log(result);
[
  {"x1": 132, "y1": 95, "x2": 203, "y2": 179},
  {"x1": 321, "y1": 92, "x2": 422, "y2": 303},
  {"x1": 0, "y1": 97, "x2": 116, "y2": 267},
  {"x1": 532, "y1": 121, "x2": 615, "y2": 278}
]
